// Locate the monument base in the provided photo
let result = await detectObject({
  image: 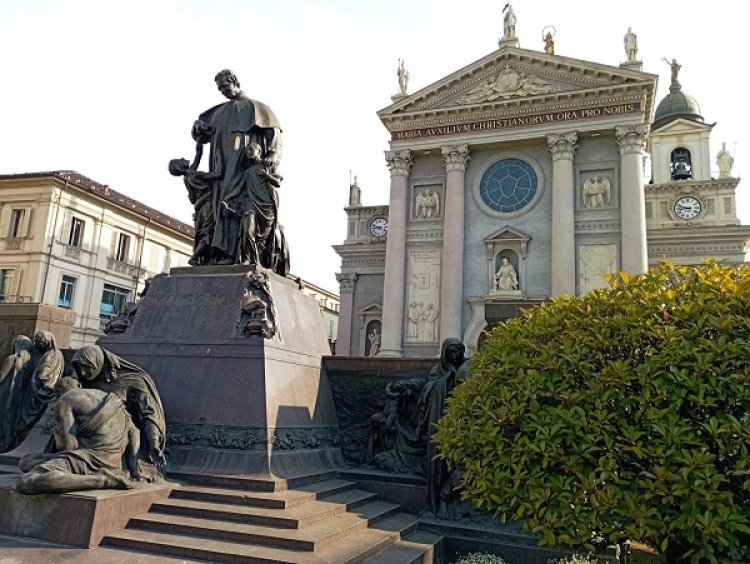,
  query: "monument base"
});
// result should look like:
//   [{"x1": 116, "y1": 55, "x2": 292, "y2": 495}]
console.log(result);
[
  {"x1": 0, "y1": 474, "x2": 173, "y2": 548},
  {"x1": 98, "y1": 265, "x2": 343, "y2": 476}
]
